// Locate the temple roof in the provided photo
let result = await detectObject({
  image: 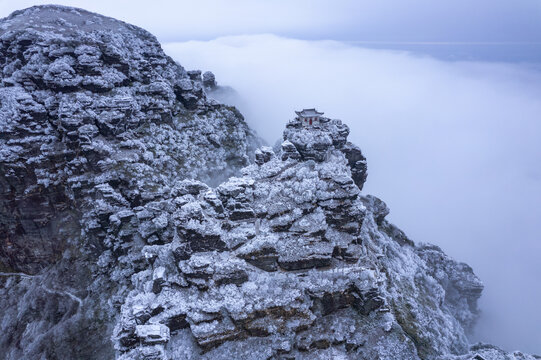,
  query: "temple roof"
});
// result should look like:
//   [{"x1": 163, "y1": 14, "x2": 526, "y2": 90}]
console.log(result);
[{"x1": 295, "y1": 108, "x2": 324, "y2": 117}]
